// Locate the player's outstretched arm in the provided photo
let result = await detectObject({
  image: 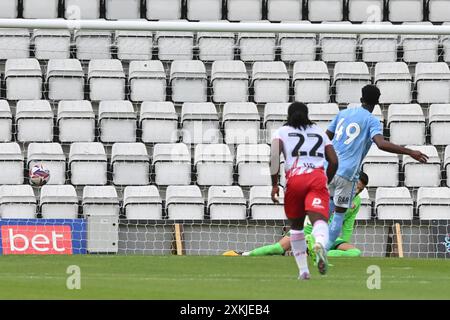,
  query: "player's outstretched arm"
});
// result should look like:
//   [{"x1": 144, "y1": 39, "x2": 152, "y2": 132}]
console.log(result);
[
  {"x1": 372, "y1": 135, "x2": 429, "y2": 163},
  {"x1": 270, "y1": 138, "x2": 284, "y2": 203}
]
